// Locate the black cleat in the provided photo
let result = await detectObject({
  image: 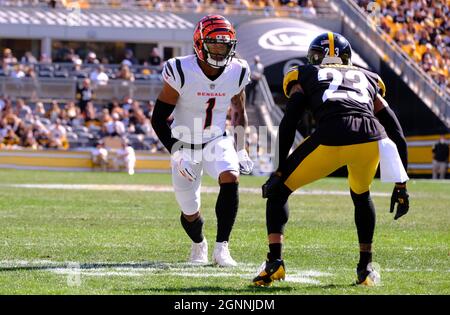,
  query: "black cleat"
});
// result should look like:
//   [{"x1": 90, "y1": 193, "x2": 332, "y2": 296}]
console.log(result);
[{"x1": 252, "y1": 259, "x2": 286, "y2": 287}]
